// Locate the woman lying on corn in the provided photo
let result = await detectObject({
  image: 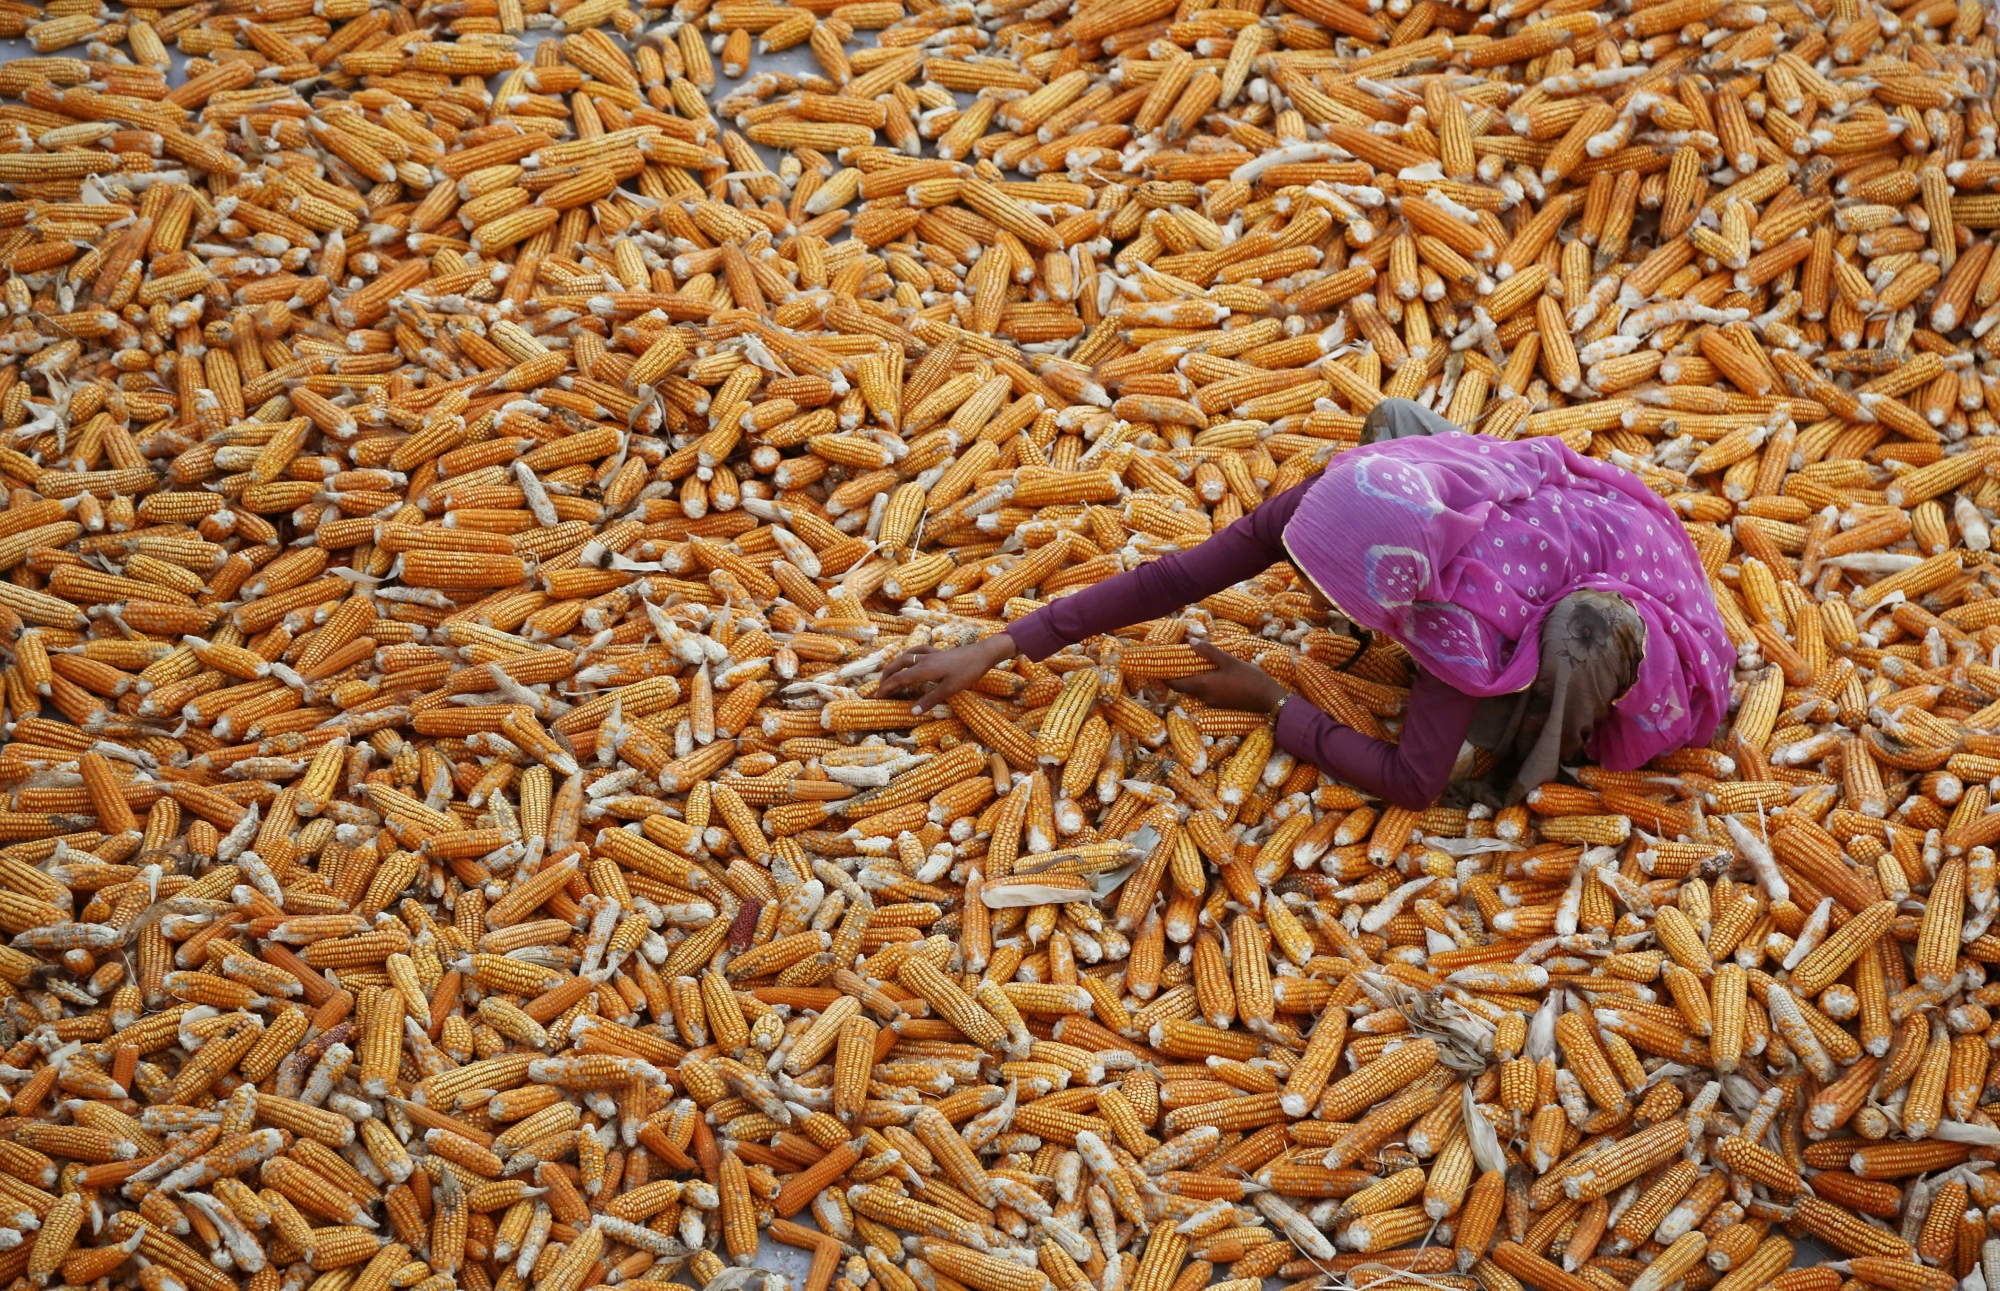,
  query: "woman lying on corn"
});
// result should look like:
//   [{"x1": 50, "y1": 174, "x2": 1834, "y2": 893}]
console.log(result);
[{"x1": 879, "y1": 400, "x2": 1733, "y2": 810}]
